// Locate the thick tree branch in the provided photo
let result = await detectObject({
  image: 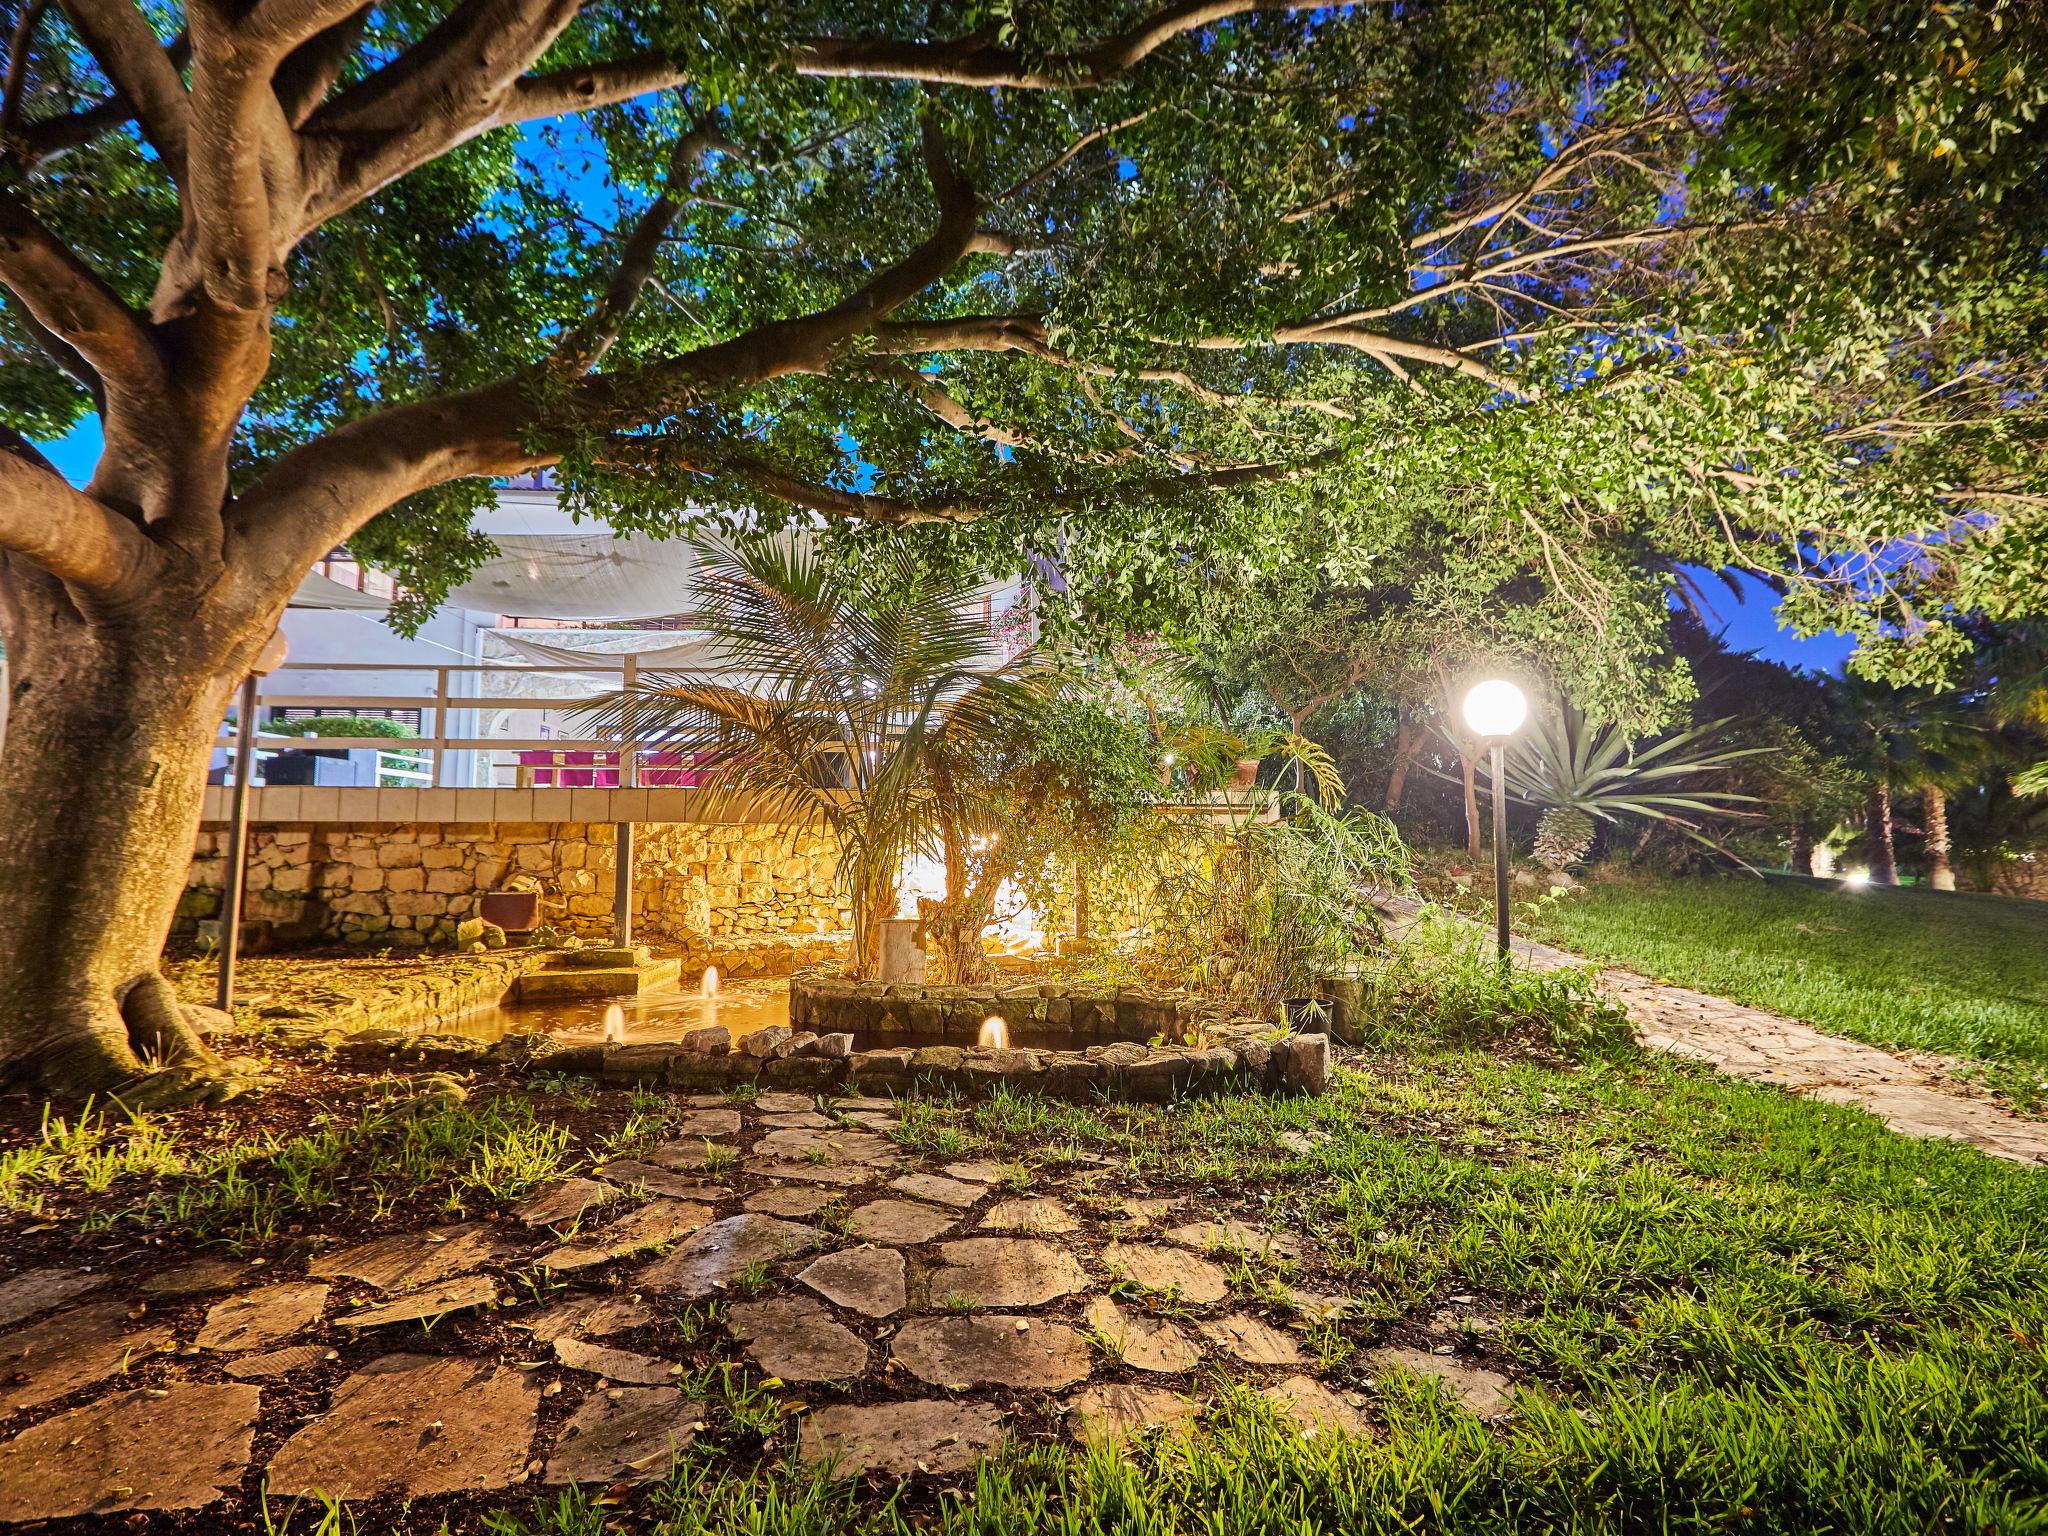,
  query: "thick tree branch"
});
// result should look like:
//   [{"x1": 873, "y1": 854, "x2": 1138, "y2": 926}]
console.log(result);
[
  {"x1": 240, "y1": 0, "x2": 374, "y2": 57},
  {"x1": 789, "y1": 1, "x2": 1324, "y2": 89},
  {"x1": 502, "y1": 52, "x2": 691, "y2": 121},
  {"x1": 0, "y1": 0, "x2": 48, "y2": 136},
  {"x1": 554, "y1": 119, "x2": 728, "y2": 375},
  {"x1": 0, "y1": 450, "x2": 153, "y2": 589},
  {"x1": 296, "y1": 0, "x2": 585, "y2": 232},
  {"x1": 309, "y1": 0, "x2": 578, "y2": 133},
  {"x1": 183, "y1": 6, "x2": 297, "y2": 312},
  {"x1": 53, "y1": 0, "x2": 188, "y2": 177},
  {"x1": 0, "y1": 192, "x2": 163, "y2": 404},
  {"x1": 569, "y1": 113, "x2": 982, "y2": 416},
  {"x1": 271, "y1": 5, "x2": 368, "y2": 126},
  {"x1": 9, "y1": 30, "x2": 182, "y2": 165},
  {"x1": 236, "y1": 114, "x2": 985, "y2": 578}
]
